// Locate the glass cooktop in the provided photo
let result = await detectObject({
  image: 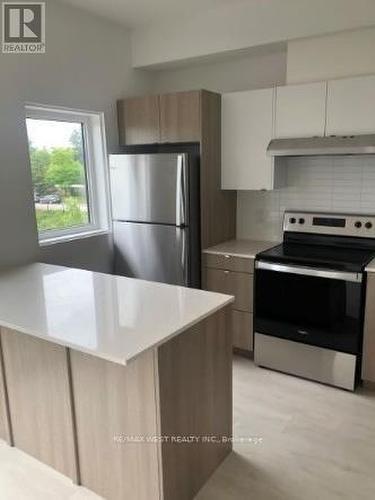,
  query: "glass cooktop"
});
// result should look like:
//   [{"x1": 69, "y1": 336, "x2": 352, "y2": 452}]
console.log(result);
[{"x1": 257, "y1": 243, "x2": 375, "y2": 273}]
